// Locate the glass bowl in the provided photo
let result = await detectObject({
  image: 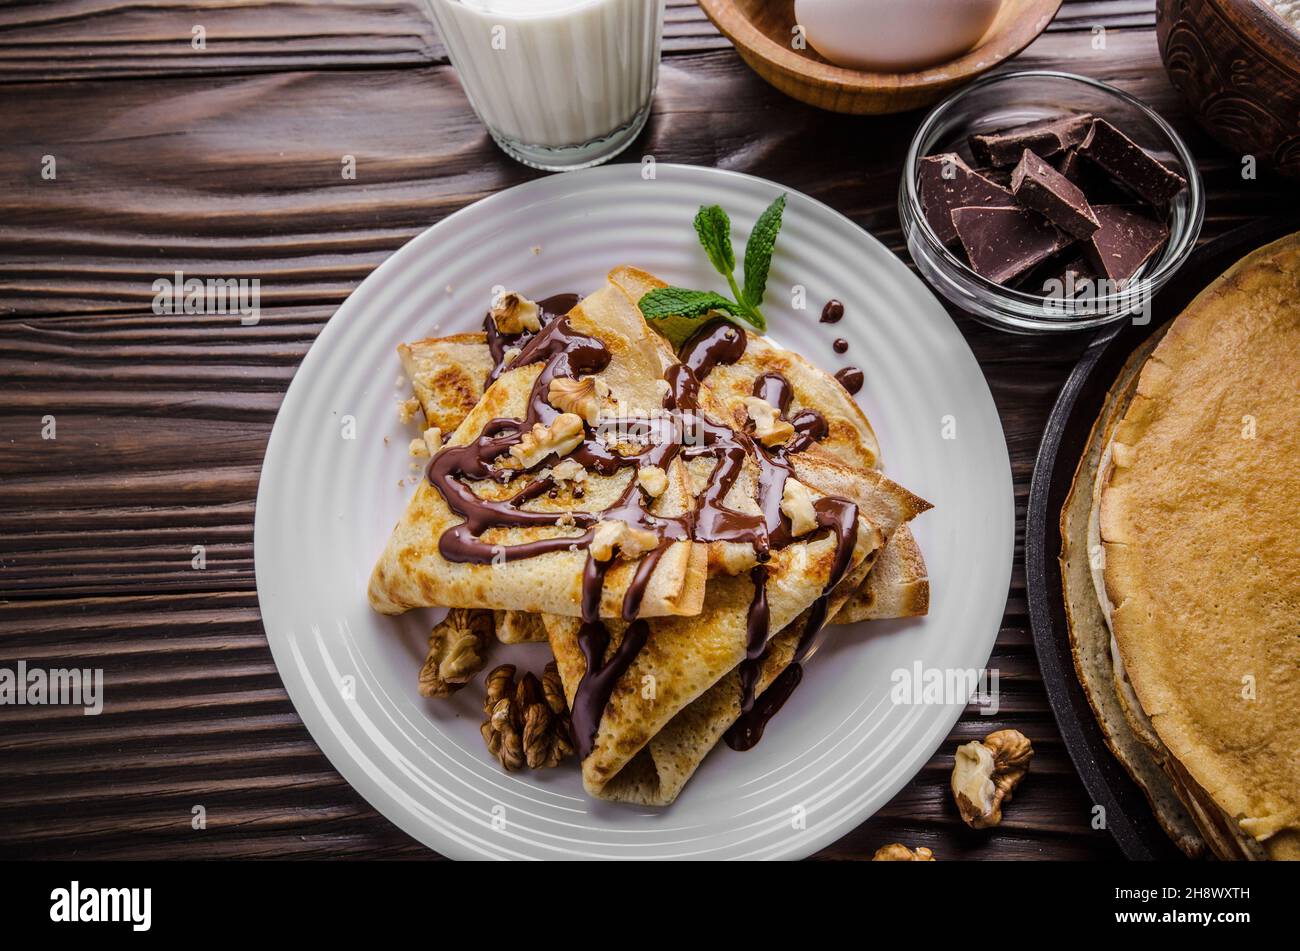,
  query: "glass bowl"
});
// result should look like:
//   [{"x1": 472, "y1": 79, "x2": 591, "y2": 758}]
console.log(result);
[{"x1": 900, "y1": 70, "x2": 1204, "y2": 333}]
